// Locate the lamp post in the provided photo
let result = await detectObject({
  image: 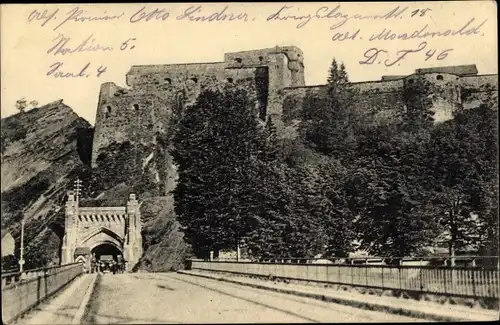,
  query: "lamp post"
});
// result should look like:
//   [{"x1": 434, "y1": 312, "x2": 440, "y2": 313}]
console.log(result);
[
  {"x1": 74, "y1": 178, "x2": 82, "y2": 205},
  {"x1": 19, "y1": 216, "x2": 26, "y2": 279}
]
